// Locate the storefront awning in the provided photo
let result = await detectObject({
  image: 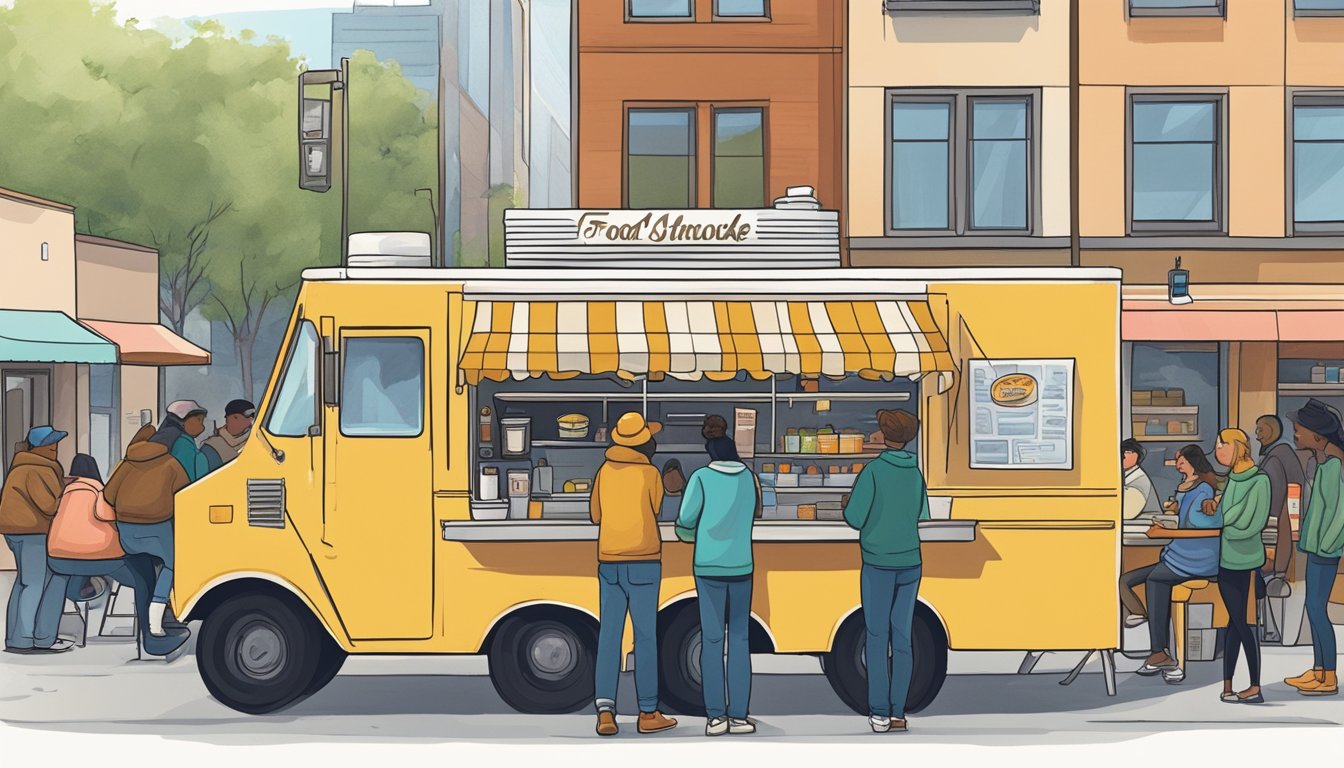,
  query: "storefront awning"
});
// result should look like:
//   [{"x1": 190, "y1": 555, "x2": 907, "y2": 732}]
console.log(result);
[
  {"x1": 457, "y1": 300, "x2": 956, "y2": 385},
  {"x1": 79, "y1": 320, "x2": 211, "y2": 366},
  {"x1": 0, "y1": 309, "x2": 118, "y2": 364},
  {"x1": 1122, "y1": 305, "x2": 1344, "y2": 342}
]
